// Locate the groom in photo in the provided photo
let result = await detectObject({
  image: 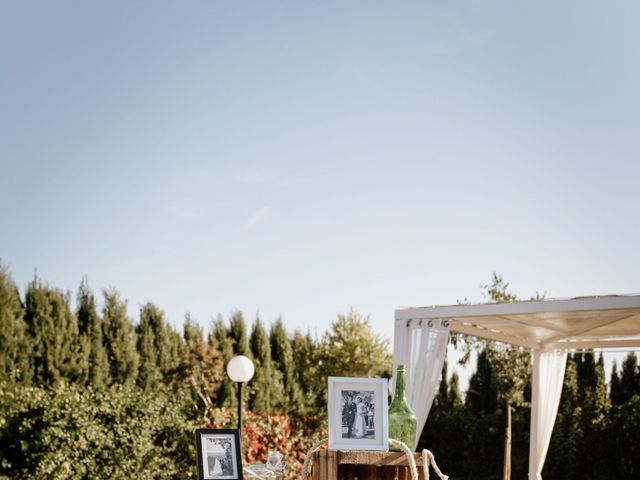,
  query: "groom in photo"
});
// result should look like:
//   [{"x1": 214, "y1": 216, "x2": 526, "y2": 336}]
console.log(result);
[{"x1": 343, "y1": 394, "x2": 357, "y2": 437}]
